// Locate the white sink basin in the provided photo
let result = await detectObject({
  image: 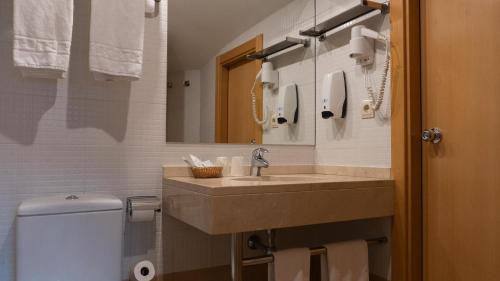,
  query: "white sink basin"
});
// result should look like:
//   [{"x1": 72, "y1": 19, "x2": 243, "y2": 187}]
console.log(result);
[{"x1": 231, "y1": 176, "x2": 317, "y2": 182}]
